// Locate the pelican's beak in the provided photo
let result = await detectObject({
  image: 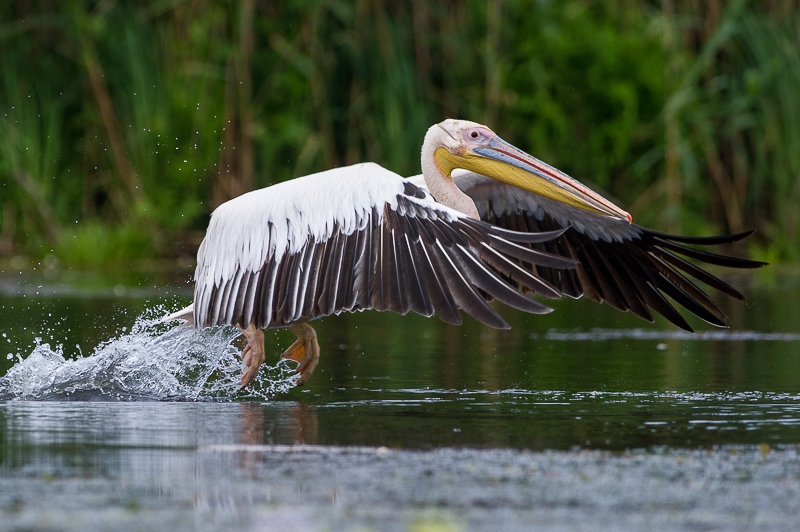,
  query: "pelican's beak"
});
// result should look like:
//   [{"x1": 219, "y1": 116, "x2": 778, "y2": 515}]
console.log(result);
[{"x1": 436, "y1": 137, "x2": 632, "y2": 222}]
